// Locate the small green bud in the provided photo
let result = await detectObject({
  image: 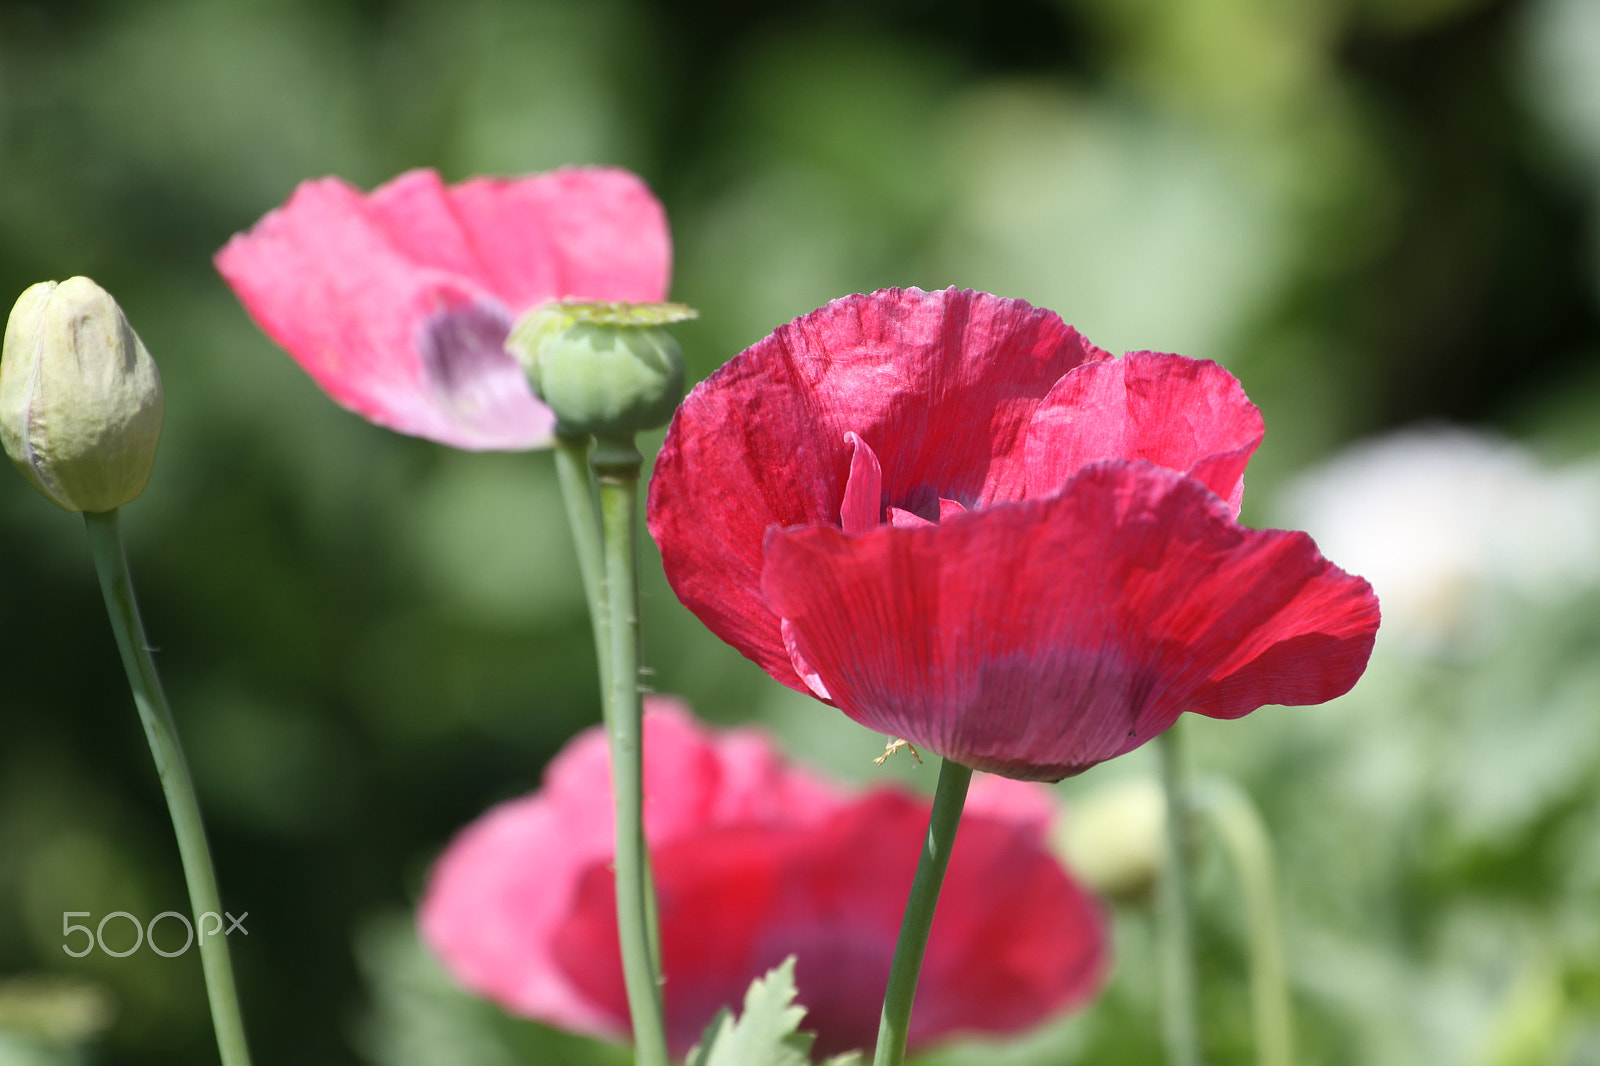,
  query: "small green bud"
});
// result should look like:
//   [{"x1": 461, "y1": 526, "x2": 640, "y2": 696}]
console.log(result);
[
  {"x1": 508, "y1": 301, "x2": 694, "y2": 439},
  {"x1": 0, "y1": 277, "x2": 164, "y2": 512}
]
